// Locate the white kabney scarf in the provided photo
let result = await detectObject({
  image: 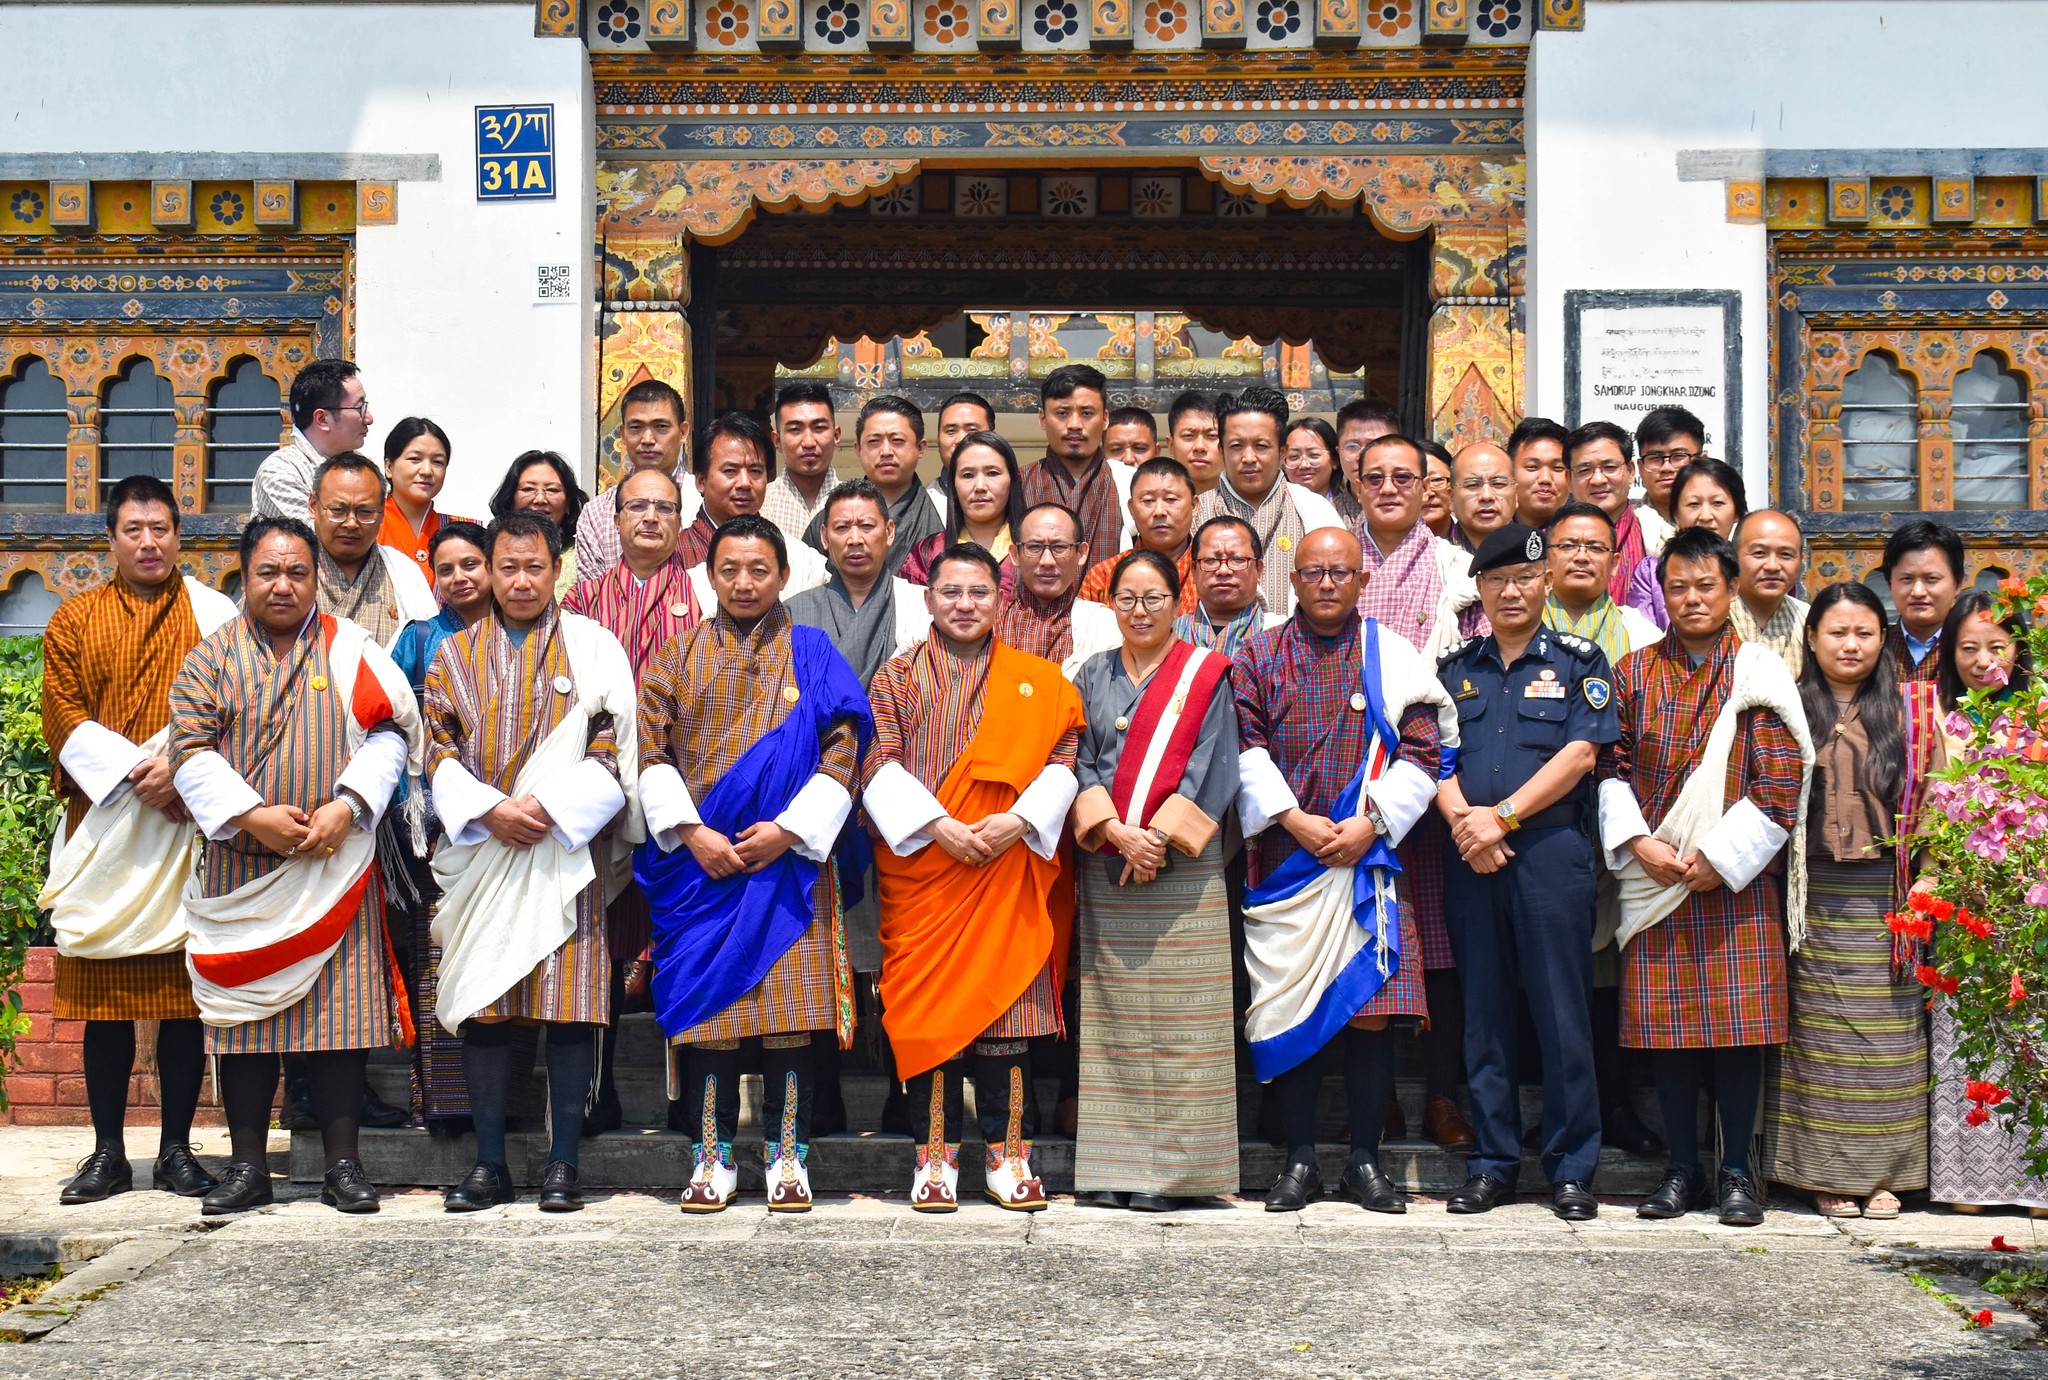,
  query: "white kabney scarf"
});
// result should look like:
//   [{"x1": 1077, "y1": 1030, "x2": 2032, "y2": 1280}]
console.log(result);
[
  {"x1": 429, "y1": 612, "x2": 641, "y2": 1033},
  {"x1": 183, "y1": 619, "x2": 426, "y2": 1027},
  {"x1": 1610, "y1": 641, "x2": 1816, "y2": 950},
  {"x1": 1240, "y1": 622, "x2": 1457, "y2": 1078}
]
